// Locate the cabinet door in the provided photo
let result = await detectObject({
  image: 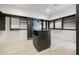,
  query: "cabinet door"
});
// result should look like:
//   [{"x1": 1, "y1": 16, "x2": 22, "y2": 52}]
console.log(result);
[
  {"x1": 43, "y1": 21, "x2": 46, "y2": 30},
  {"x1": 0, "y1": 14, "x2": 5, "y2": 30},
  {"x1": 49, "y1": 21, "x2": 54, "y2": 29},
  {"x1": 27, "y1": 20, "x2": 33, "y2": 39},
  {"x1": 19, "y1": 18, "x2": 27, "y2": 30},
  {"x1": 11, "y1": 17, "x2": 20, "y2": 29},
  {"x1": 55, "y1": 19, "x2": 62, "y2": 29},
  {"x1": 63, "y1": 16, "x2": 76, "y2": 29}
]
